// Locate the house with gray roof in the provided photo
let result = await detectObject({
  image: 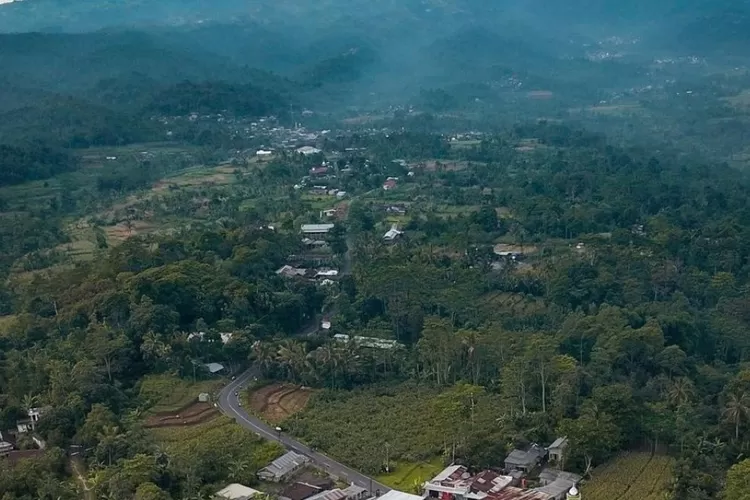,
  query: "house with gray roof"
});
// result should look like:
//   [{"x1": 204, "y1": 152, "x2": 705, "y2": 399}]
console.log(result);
[
  {"x1": 258, "y1": 451, "x2": 310, "y2": 482},
  {"x1": 504, "y1": 444, "x2": 546, "y2": 472}
]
